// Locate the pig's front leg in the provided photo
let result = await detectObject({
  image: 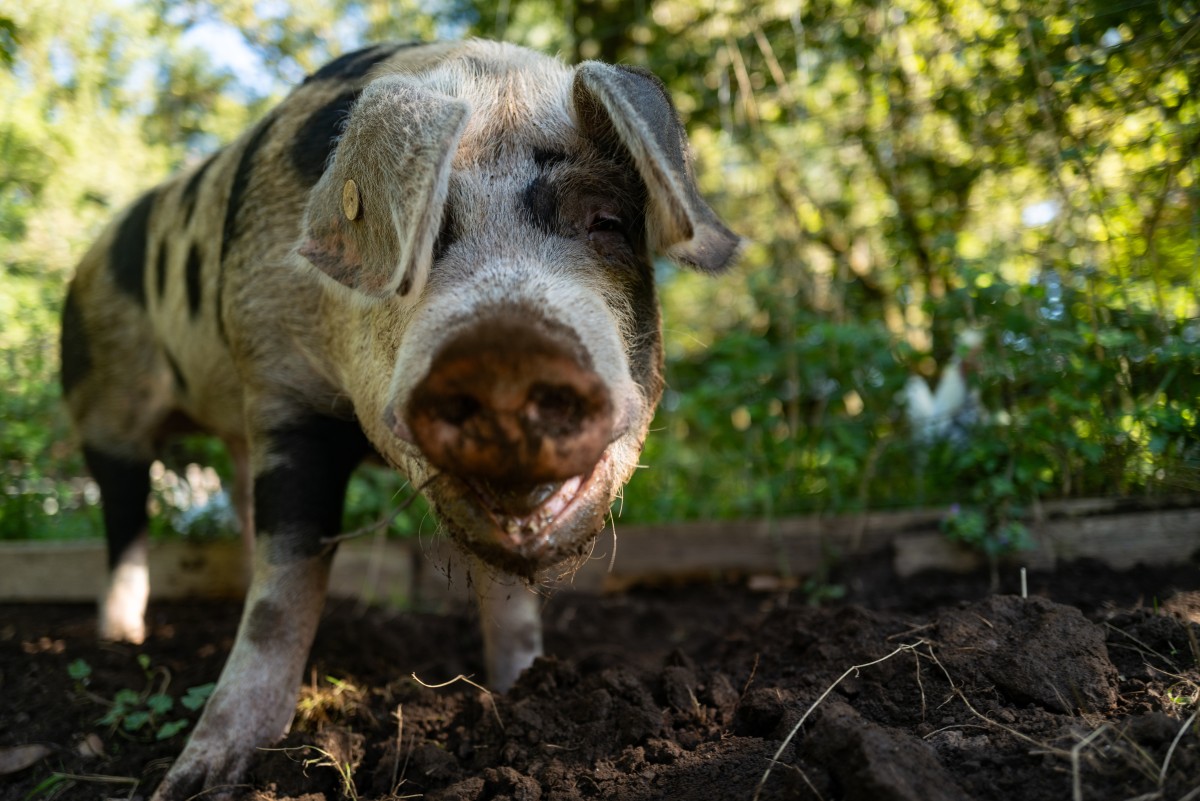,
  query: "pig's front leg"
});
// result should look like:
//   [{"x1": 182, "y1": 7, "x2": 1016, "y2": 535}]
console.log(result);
[
  {"x1": 472, "y1": 558, "x2": 544, "y2": 692},
  {"x1": 151, "y1": 552, "x2": 330, "y2": 800},
  {"x1": 152, "y1": 417, "x2": 368, "y2": 801}
]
